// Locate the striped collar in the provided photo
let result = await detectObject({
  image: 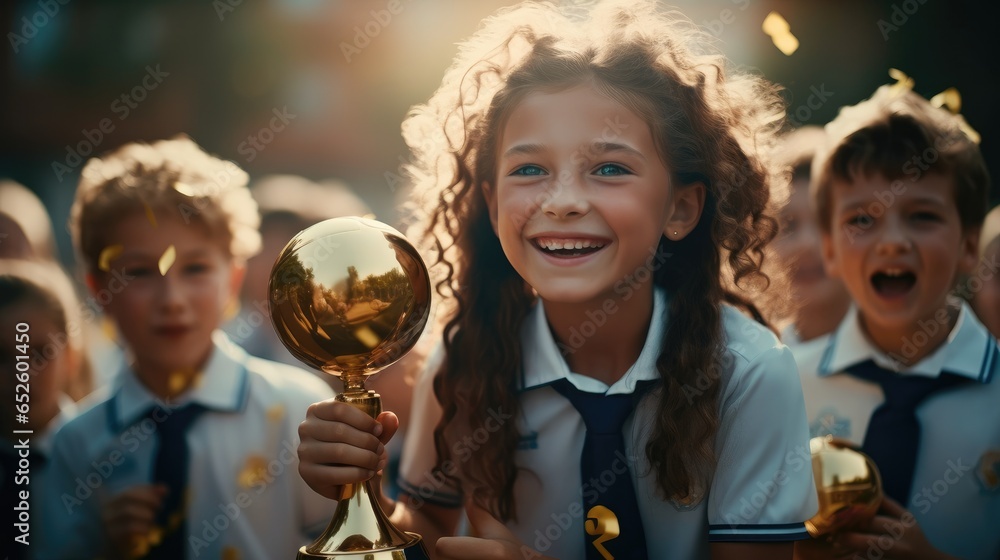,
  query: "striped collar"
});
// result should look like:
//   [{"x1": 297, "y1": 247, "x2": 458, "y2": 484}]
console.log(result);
[
  {"x1": 519, "y1": 289, "x2": 667, "y2": 395},
  {"x1": 108, "y1": 331, "x2": 251, "y2": 431},
  {"x1": 817, "y1": 302, "x2": 998, "y2": 383}
]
